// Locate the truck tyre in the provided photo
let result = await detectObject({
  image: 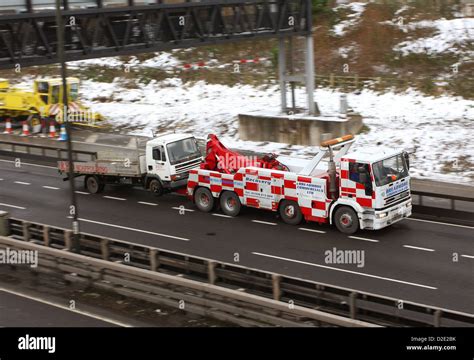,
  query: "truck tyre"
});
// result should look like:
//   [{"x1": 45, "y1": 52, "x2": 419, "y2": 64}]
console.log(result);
[
  {"x1": 334, "y1": 206, "x2": 359, "y2": 234},
  {"x1": 220, "y1": 191, "x2": 241, "y2": 217},
  {"x1": 194, "y1": 187, "x2": 214, "y2": 213},
  {"x1": 85, "y1": 175, "x2": 104, "y2": 194},
  {"x1": 279, "y1": 200, "x2": 303, "y2": 225},
  {"x1": 149, "y1": 179, "x2": 164, "y2": 196}
]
